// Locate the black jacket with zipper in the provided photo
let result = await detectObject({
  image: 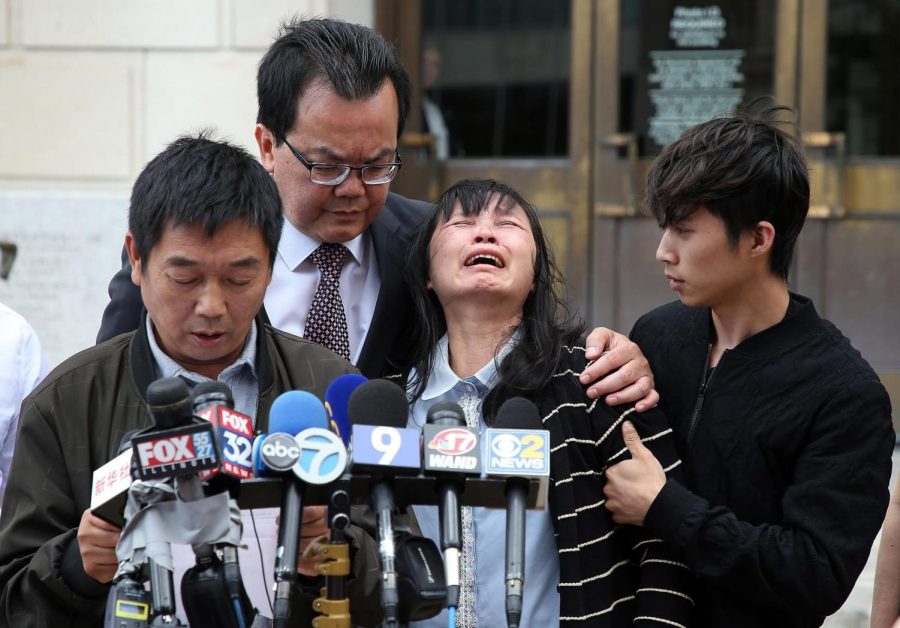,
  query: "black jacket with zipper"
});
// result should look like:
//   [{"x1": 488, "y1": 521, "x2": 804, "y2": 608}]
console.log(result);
[
  {"x1": 631, "y1": 294, "x2": 894, "y2": 627},
  {"x1": 0, "y1": 314, "x2": 389, "y2": 627}
]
